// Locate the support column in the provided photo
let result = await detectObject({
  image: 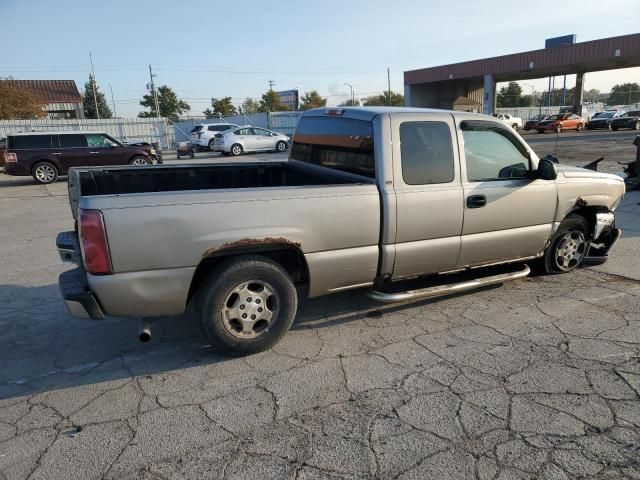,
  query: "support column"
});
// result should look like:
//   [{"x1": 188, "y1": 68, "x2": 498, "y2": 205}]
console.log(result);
[
  {"x1": 404, "y1": 85, "x2": 412, "y2": 107},
  {"x1": 573, "y1": 72, "x2": 585, "y2": 116},
  {"x1": 483, "y1": 74, "x2": 496, "y2": 115}
]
